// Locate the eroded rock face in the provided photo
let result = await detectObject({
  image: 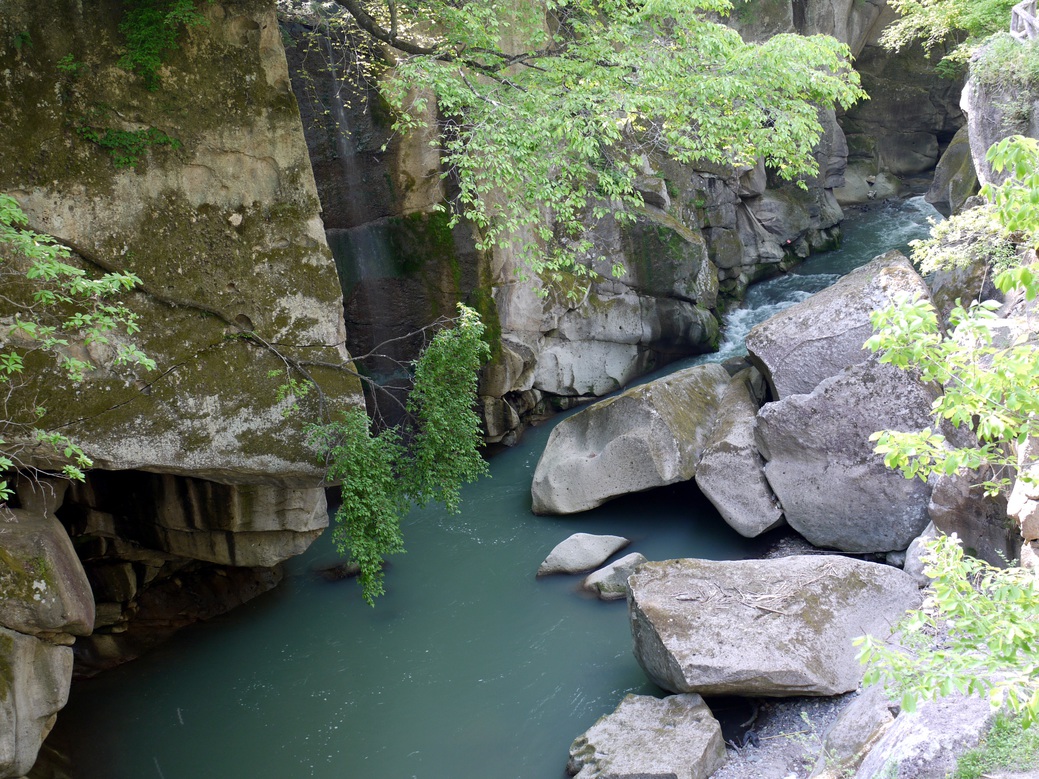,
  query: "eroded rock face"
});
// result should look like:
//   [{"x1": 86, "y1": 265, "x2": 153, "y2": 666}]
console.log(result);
[
  {"x1": 0, "y1": 491, "x2": 87, "y2": 779},
  {"x1": 756, "y1": 358, "x2": 940, "y2": 553},
  {"x1": 929, "y1": 472, "x2": 1020, "y2": 568},
  {"x1": 531, "y1": 363, "x2": 730, "y2": 514},
  {"x1": 629, "y1": 556, "x2": 922, "y2": 697},
  {"x1": 0, "y1": 627, "x2": 74, "y2": 778},
  {"x1": 840, "y1": 27, "x2": 964, "y2": 202},
  {"x1": 810, "y1": 685, "x2": 897, "y2": 778},
  {"x1": 926, "y1": 125, "x2": 979, "y2": 215},
  {"x1": 567, "y1": 693, "x2": 726, "y2": 779},
  {"x1": 962, "y1": 68, "x2": 1039, "y2": 188},
  {"x1": 61, "y1": 470, "x2": 328, "y2": 568},
  {"x1": 746, "y1": 251, "x2": 931, "y2": 400},
  {"x1": 0, "y1": 0, "x2": 363, "y2": 486},
  {"x1": 695, "y1": 368, "x2": 783, "y2": 538}
]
